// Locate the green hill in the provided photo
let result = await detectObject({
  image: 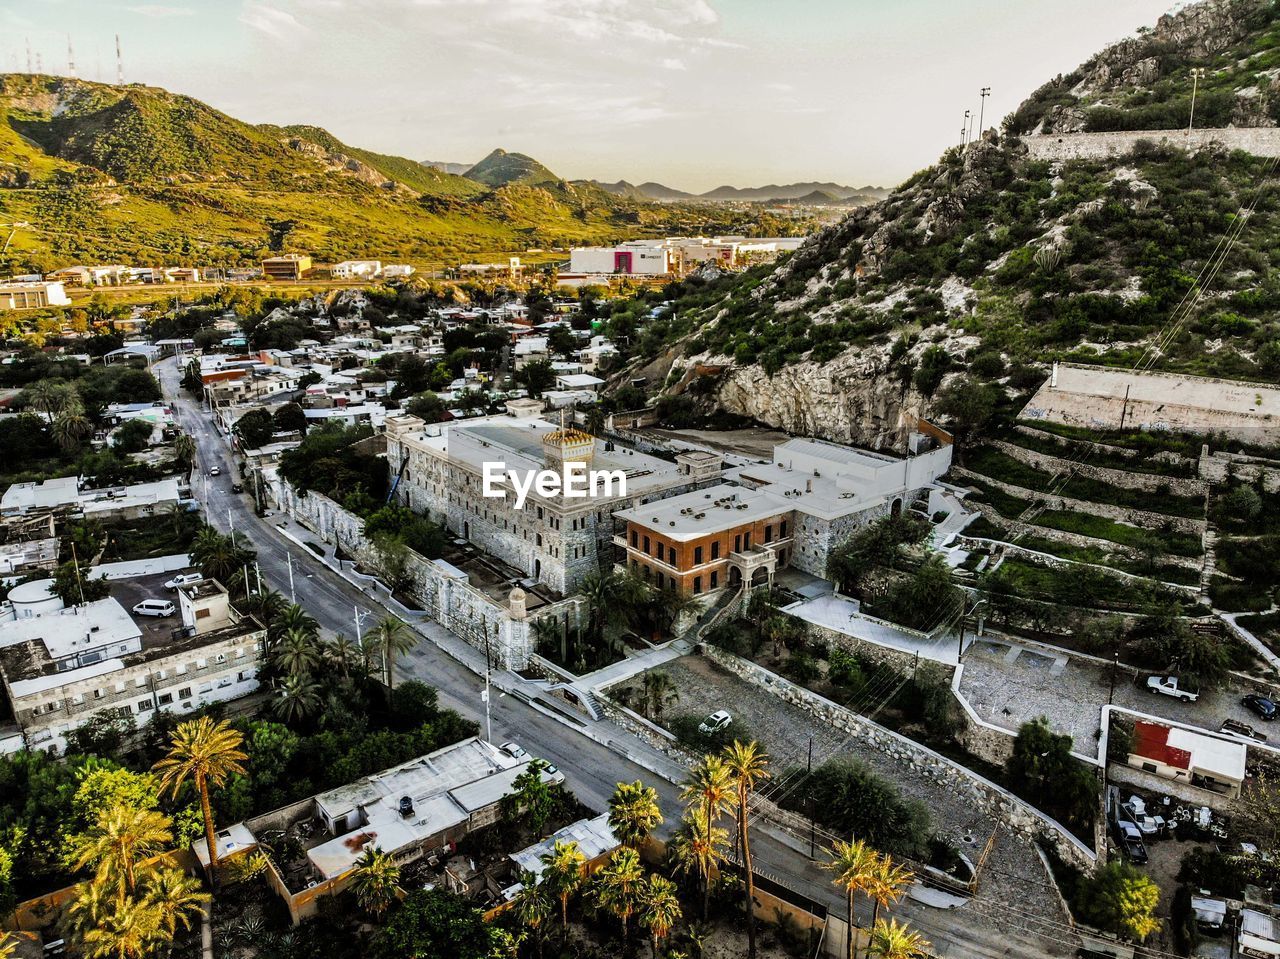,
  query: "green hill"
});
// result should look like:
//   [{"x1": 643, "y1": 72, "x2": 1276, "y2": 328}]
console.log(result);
[
  {"x1": 0, "y1": 75, "x2": 774, "y2": 272},
  {"x1": 618, "y1": 0, "x2": 1280, "y2": 445},
  {"x1": 464, "y1": 148, "x2": 561, "y2": 188}
]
